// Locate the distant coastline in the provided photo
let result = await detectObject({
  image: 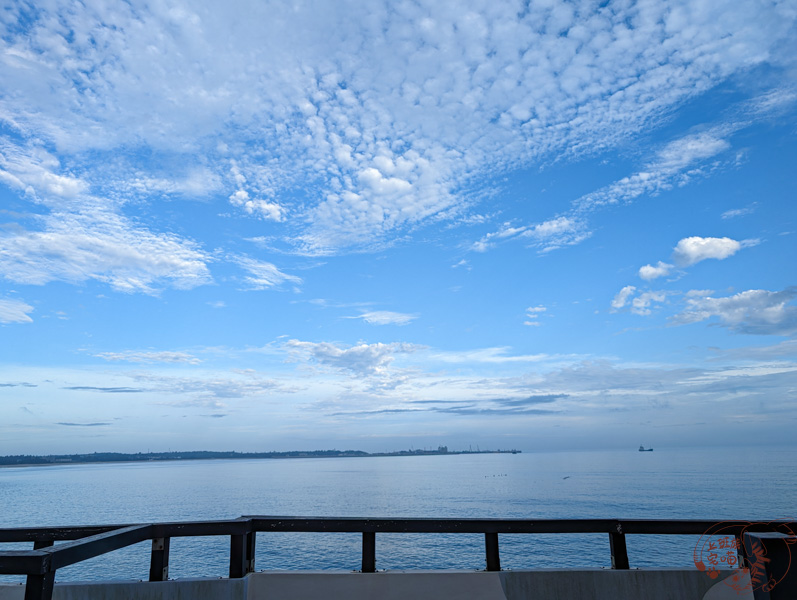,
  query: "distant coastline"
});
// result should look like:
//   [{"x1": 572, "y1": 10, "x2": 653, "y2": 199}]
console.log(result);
[{"x1": 0, "y1": 446, "x2": 521, "y2": 467}]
